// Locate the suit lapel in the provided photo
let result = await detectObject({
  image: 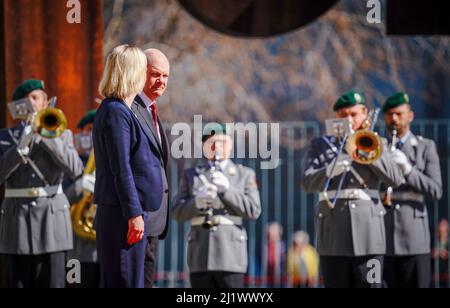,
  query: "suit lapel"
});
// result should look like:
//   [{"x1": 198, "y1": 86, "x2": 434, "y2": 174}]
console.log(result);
[
  {"x1": 132, "y1": 97, "x2": 164, "y2": 158},
  {"x1": 157, "y1": 116, "x2": 170, "y2": 169}
]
